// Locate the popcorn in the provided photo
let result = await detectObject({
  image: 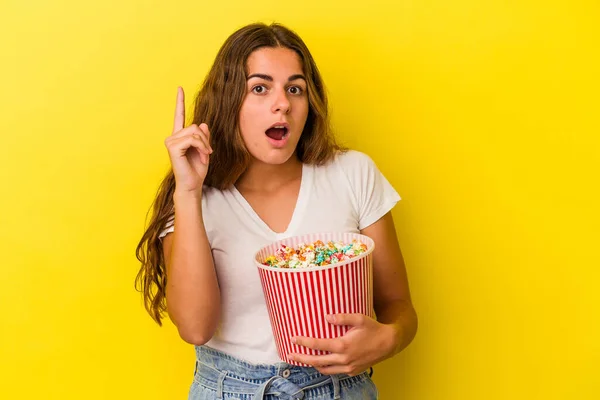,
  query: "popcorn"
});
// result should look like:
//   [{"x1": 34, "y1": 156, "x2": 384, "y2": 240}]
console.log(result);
[{"x1": 262, "y1": 239, "x2": 368, "y2": 269}]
